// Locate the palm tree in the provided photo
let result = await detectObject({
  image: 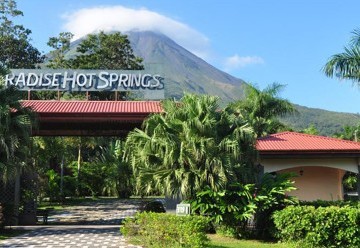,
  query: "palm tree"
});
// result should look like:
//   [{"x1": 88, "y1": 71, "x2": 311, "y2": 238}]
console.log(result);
[
  {"x1": 323, "y1": 29, "x2": 360, "y2": 85},
  {"x1": 229, "y1": 83, "x2": 296, "y2": 138},
  {"x1": 124, "y1": 93, "x2": 256, "y2": 199},
  {"x1": 0, "y1": 83, "x2": 34, "y2": 224},
  {"x1": 0, "y1": 84, "x2": 34, "y2": 182},
  {"x1": 98, "y1": 139, "x2": 133, "y2": 198}
]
